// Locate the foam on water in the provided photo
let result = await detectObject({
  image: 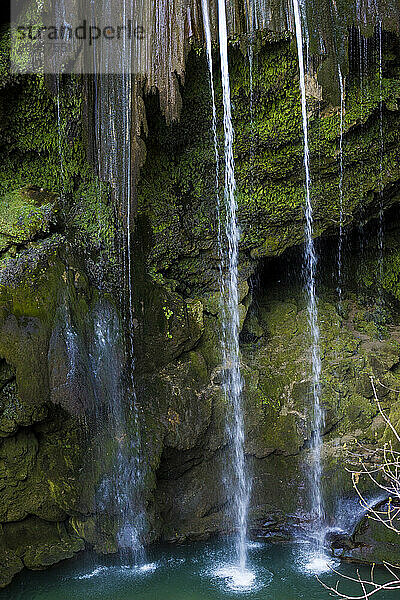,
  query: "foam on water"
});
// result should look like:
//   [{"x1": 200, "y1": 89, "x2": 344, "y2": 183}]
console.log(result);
[
  {"x1": 138, "y1": 563, "x2": 157, "y2": 573},
  {"x1": 246, "y1": 541, "x2": 265, "y2": 550},
  {"x1": 76, "y1": 567, "x2": 107, "y2": 580},
  {"x1": 75, "y1": 562, "x2": 158, "y2": 581},
  {"x1": 210, "y1": 556, "x2": 273, "y2": 594},
  {"x1": 296, "y1": 543, "x2": 338, "y2": 576},
  {"x1": 303, "y1": 555, "x2": 334, "y2": 575},
  {"x1": 214, "y1": 565, "x2": 256, "y2": 592},
  {"x1": 167, "y1": 557, "x2": 186, "y2": 565},
  {"x1": 119, "y1": 562, "x2": 158, "y2": 576}
]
